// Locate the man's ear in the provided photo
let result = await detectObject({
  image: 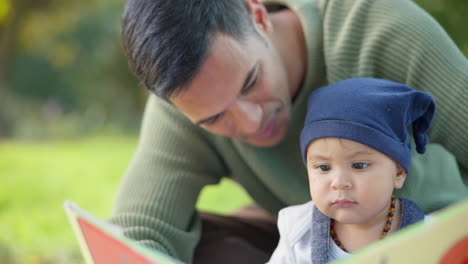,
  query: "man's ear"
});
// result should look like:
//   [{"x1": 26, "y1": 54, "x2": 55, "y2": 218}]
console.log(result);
[
  {"x1": 394, "y1": 164, "x2": 407, "y2": 189},
  {"x1": 245, "y1": 0, "x2": 273, "y2": 34}
]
